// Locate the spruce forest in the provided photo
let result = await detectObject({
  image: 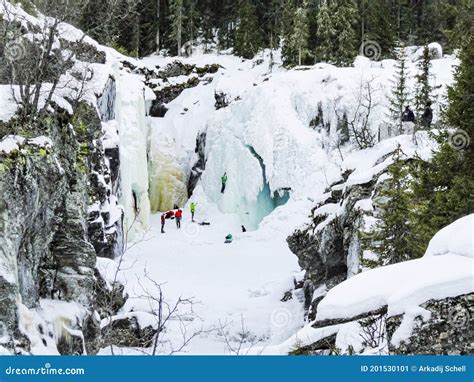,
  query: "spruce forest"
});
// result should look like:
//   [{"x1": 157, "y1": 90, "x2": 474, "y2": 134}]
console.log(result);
[{"x1": 24, "y1": 0, "x2": 473, "y2": 64}]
